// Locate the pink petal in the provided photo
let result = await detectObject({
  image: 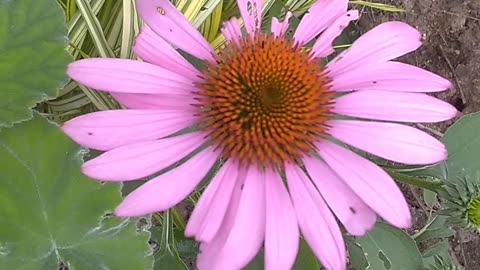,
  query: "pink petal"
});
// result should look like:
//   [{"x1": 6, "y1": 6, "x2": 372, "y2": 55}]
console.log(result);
[
  {"x1": 133, "y1": 27, "x2": 200, "y2": 81},
  {"x1": 271, "y1": 12, "x2": 292, "y2": 38},
  {"x1": 328, "y1": 120, "x2": 447, "y2": 164},
  {"x1": 136, "y1": 0, "x2": 214, "y2": 61},
  {"x1": 67, "y1": 58, "x2": 195, "y2": 94},
  {"x1": 114, "y1": 147, "x2": 219, "y2": 217},
  {"x1": 237, "y1": 0, "x2": 262, "y2": 36},
  {"x1": 311, "y1": 10, "x2": 359, "y2": 58},
  {"x1": 303, "y1": 157, "x2": 376, "y2": 236},
  {"x1": 264, "y1": 169, "x2": 299, "y2": 270},
  {"x1": 110, "y1": 92, "x2": 196, "y2": 110},
  {"x1": 197, "y1": 168, "x2": 247, "y2": 270},
  {"x1": 185, "y1": 160, "x2": 239, "y2": 242},
  {"x1": 293, "y1": 0, "x2": 348, "y2": 45},
  {"x1": 62, "y1": 109, "x2": 196, "y2": 151},
  {"x1": 333, "y1": 90, "x2": 458, "y2": 122},
  {"x1": 197, "y1": 166, "x2": 265, "y2": 270},
  {"x1": 286, "y1": 165, "x2": 346, "y2": 270},
  {"x1": 326, "y1": 22, "x2": 422, "y2": 77},
  {"x1": 316, "y1": 140, "x2": 411, "y2": 228},
  {"x1": 81, "y1": 132, "x2": 205, "y2": 181},
  {"x1": 221, "y1": 17, "x2": 242, "y2": 46},
  {"x1": 330, "y1": 61, "x2": 452, "y2": 92}
]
